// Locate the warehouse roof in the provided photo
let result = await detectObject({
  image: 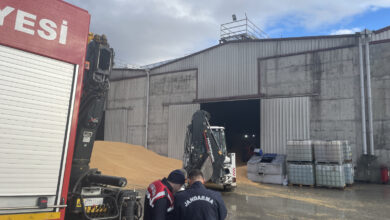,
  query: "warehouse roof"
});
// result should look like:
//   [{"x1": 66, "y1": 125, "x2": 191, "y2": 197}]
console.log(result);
[{"x1": 113, "y1": 25, "x2": 390, "y2": 74}]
